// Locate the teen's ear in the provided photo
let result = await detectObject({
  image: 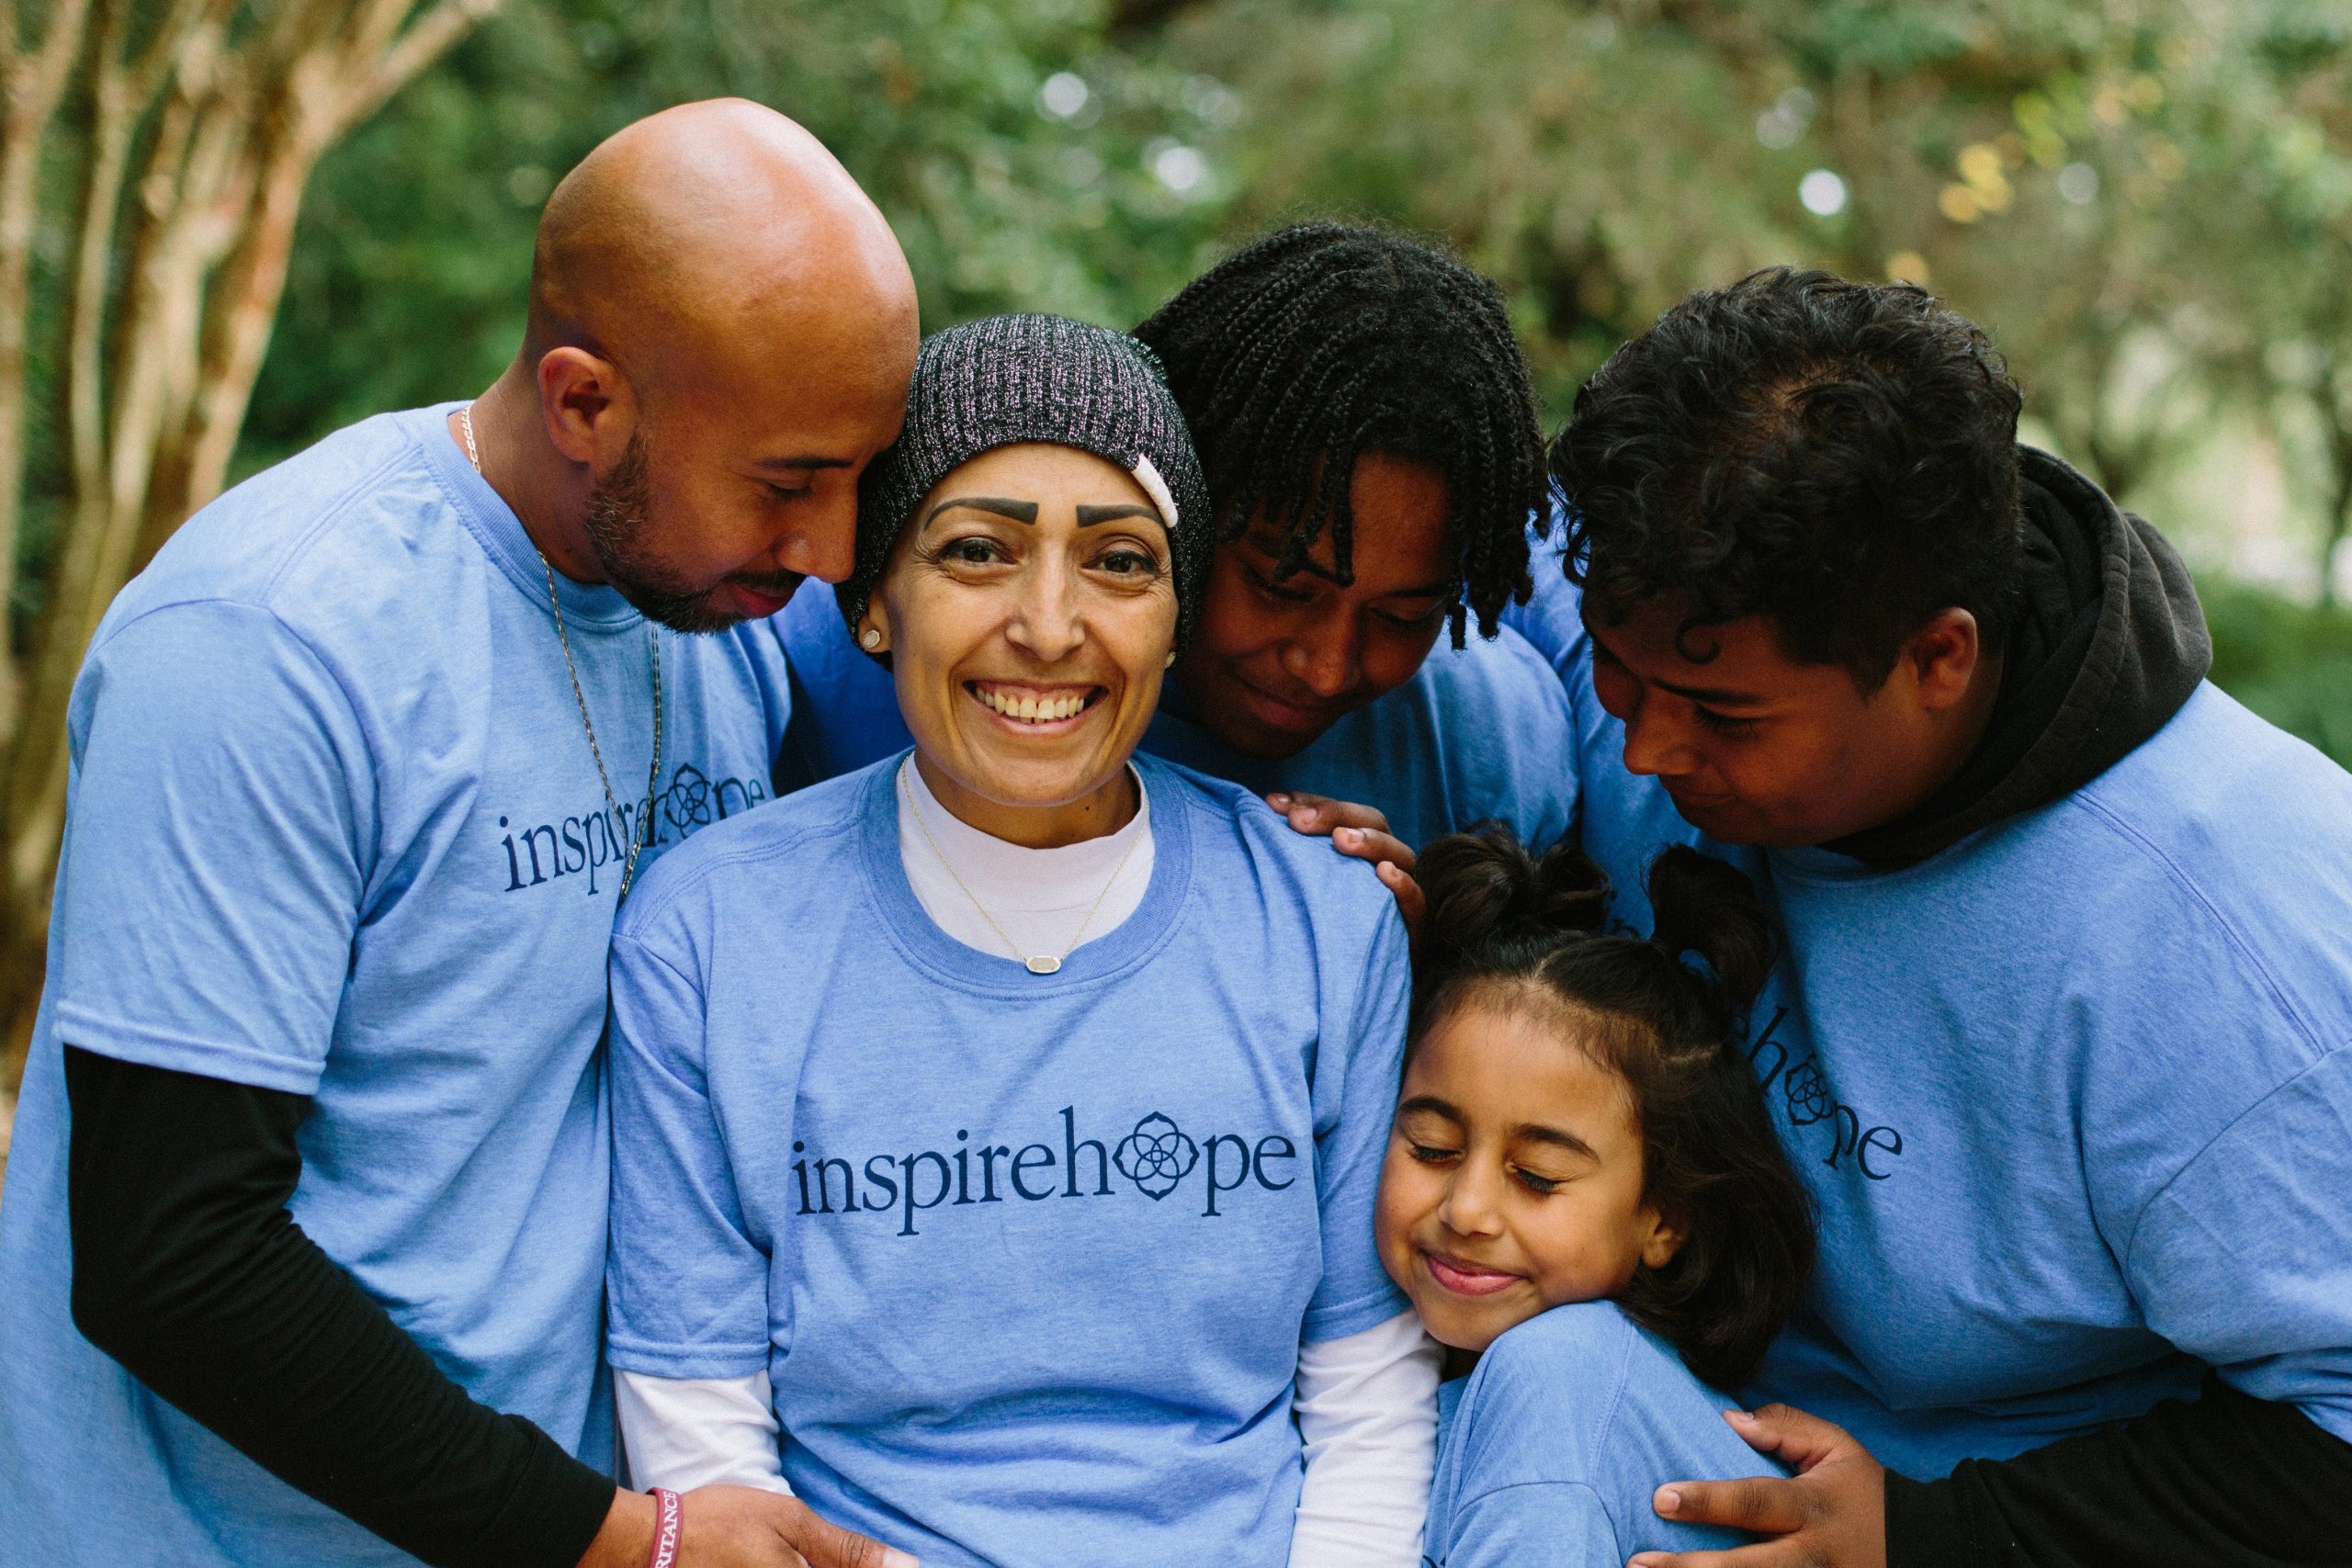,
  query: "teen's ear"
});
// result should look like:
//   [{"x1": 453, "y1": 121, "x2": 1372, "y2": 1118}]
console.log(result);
[{"x1": 1904, "y1": 607, "x2": 1984, "y2": 714}]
